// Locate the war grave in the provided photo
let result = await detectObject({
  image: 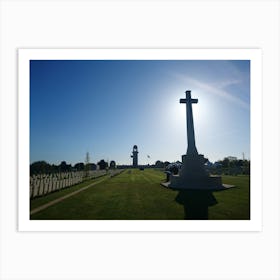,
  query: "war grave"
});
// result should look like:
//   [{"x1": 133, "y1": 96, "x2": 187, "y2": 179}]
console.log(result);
[{"x1": 30, "y1": 90, "x2": 249, "y2": 221}]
